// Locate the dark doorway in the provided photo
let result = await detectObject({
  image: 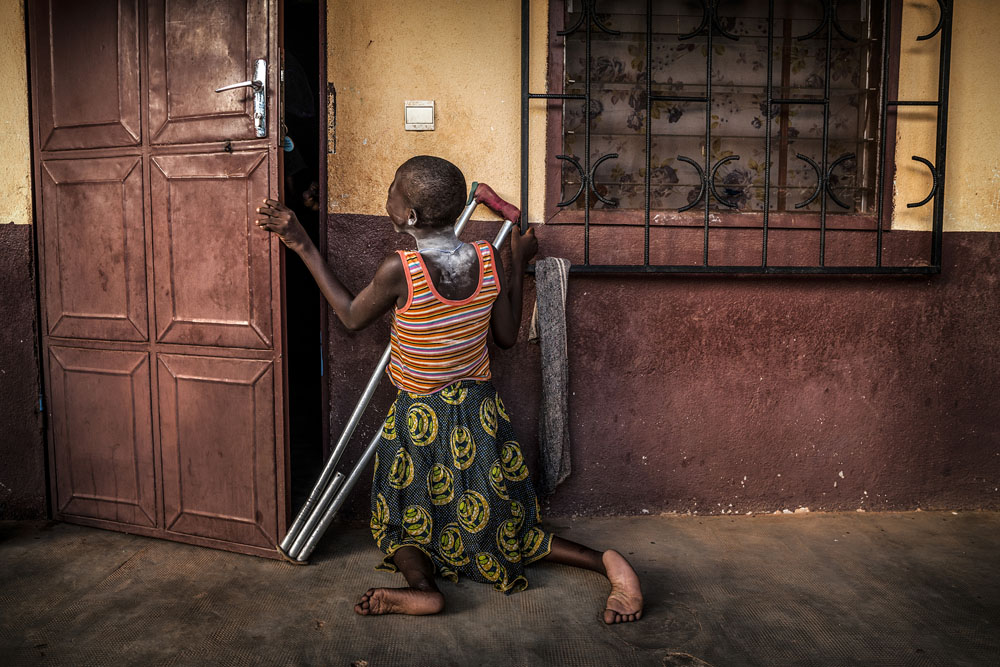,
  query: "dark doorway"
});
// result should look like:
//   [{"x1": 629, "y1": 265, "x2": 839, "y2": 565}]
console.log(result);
[{"x1": 283, "y1": 0, "x2": 325, "y2": 512}]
